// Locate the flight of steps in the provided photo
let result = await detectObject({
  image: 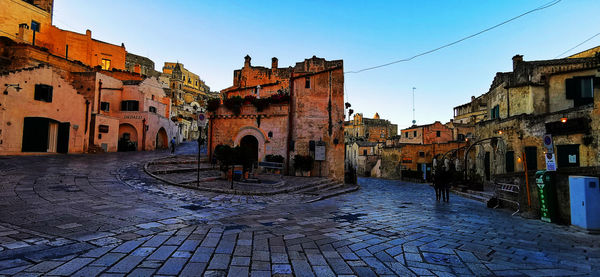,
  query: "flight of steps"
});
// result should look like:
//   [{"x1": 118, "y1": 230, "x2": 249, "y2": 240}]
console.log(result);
[
  {"x1": 293, "y1": 179, "x2": 360, "y2": 203},
  {"x1": 452, "y1": 189, "x2": 494, "y2": 204}
]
